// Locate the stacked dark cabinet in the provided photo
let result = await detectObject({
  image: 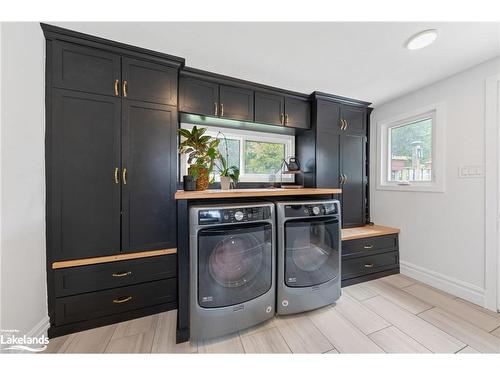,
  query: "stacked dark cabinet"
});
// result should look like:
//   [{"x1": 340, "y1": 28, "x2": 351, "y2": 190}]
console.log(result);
[
  {"x1": 298, "y1": 92, "x2": 370, "y2": 227},
  {"x1": 43, "y1": 24, "x2": 183, "y2": 337},
  {"x1": 179, "y1": 70, "x2": 311, "y2": 129}
]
